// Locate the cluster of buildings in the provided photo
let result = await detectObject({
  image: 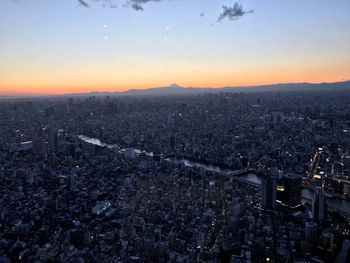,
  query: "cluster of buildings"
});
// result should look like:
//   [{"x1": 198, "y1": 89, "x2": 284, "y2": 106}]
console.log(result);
[{"x1": 0, "y1": 90, "x2": 350, "y2": 262}]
